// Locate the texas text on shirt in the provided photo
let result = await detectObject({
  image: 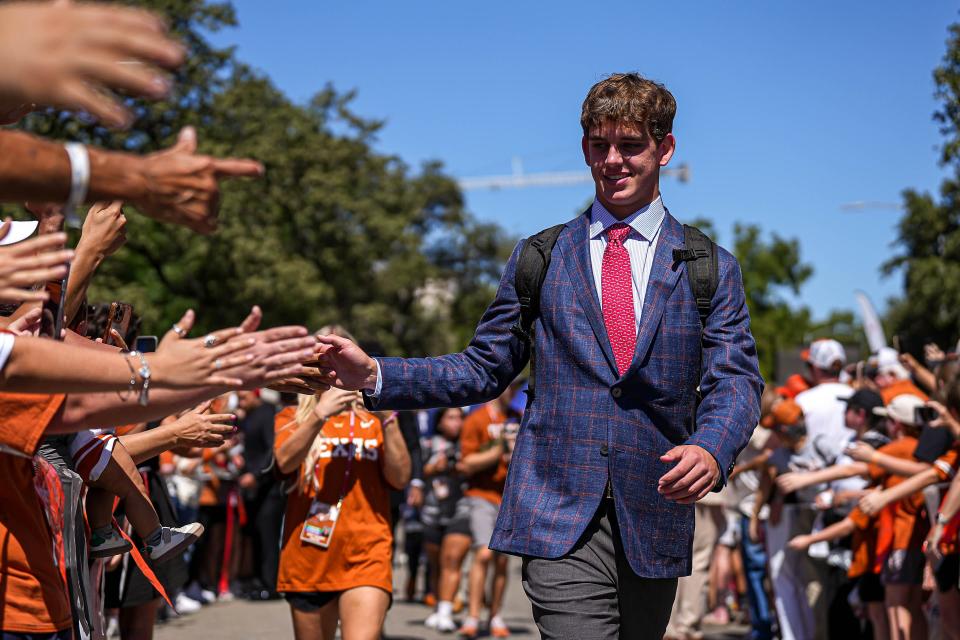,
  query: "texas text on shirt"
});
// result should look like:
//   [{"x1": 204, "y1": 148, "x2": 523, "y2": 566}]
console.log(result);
[{"x1": 0, "y1": 392, "x2": 72, "y2": 635}]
